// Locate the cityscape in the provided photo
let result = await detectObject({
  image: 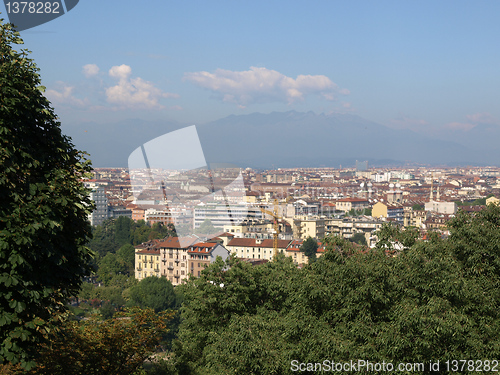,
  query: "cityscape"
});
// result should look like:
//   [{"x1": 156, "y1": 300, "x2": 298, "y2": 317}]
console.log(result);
[
  {"x1": 85, "y1": 163, "x2": 500, "y2": 285},
  {"x1": 3, "y1": 1, "x2": 500, "y2": 373}
]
